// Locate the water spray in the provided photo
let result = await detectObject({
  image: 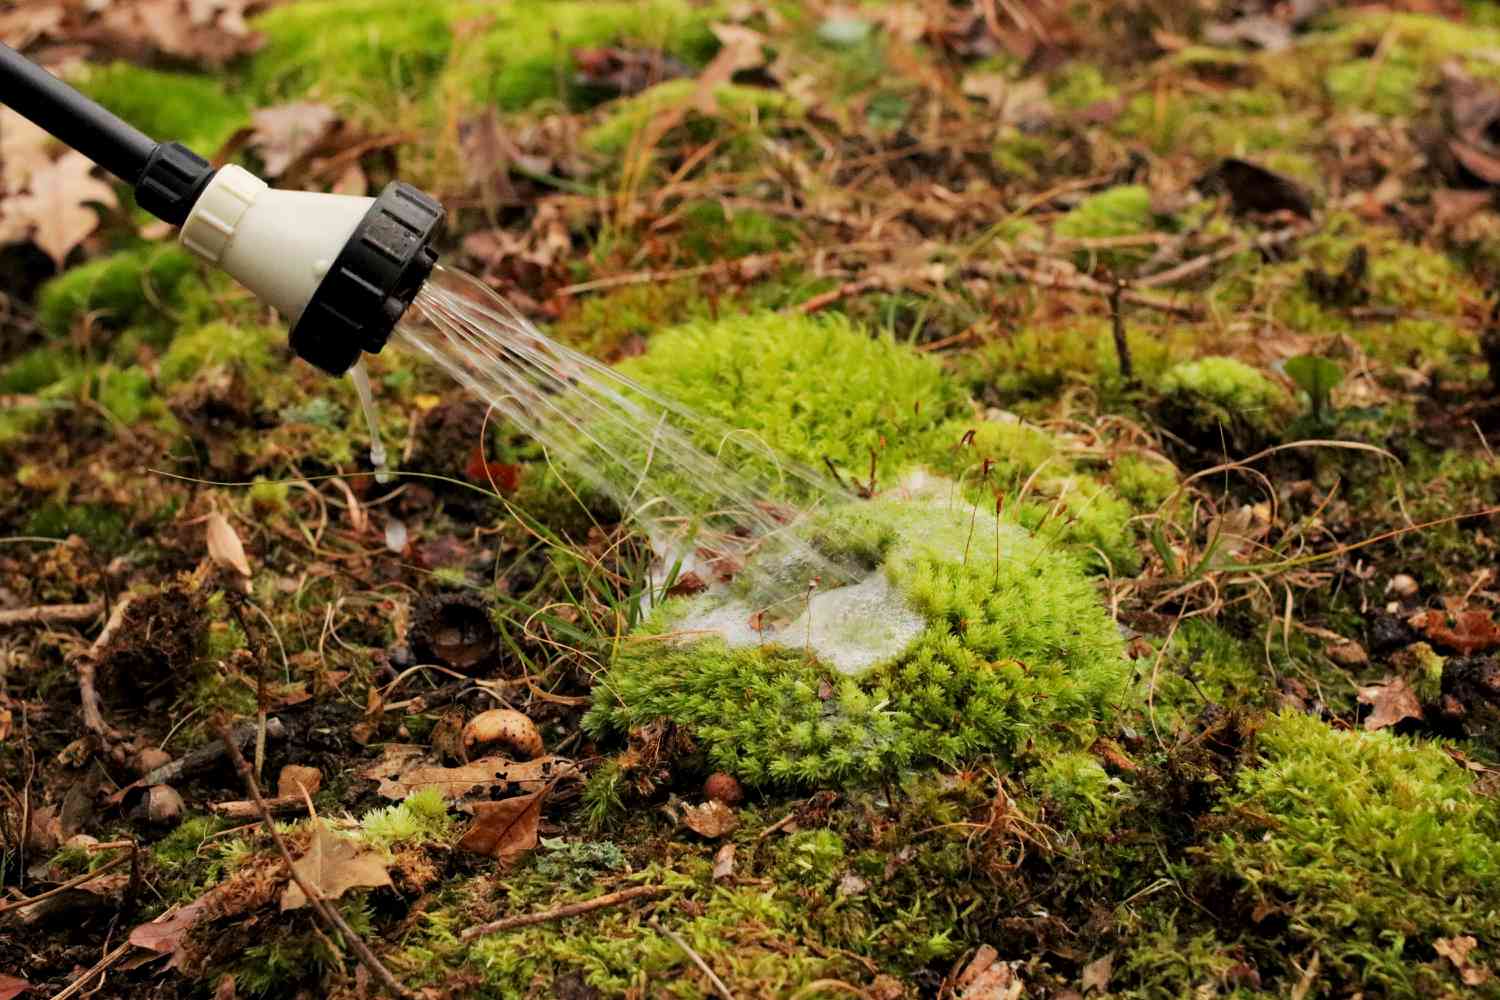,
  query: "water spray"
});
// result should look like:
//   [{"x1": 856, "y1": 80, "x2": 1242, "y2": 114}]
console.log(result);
[{"x1": 0, "y1": 42, "x2": 857, "y2": 613}]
